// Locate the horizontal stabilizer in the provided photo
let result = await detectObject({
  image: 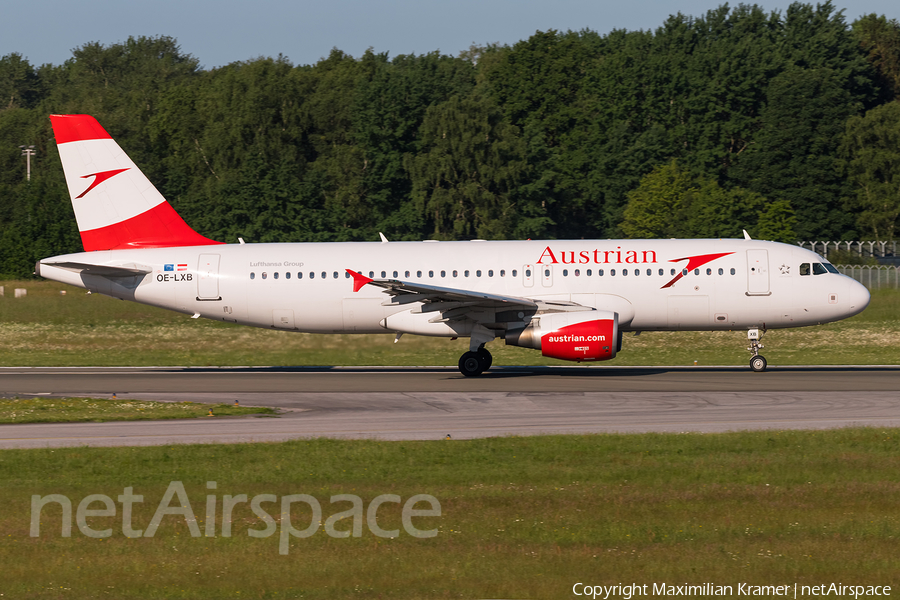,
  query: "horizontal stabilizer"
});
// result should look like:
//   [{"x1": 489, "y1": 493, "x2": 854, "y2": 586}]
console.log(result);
[{"x1": 40, "y1": 261, "x2": 151, "y2": 277}]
